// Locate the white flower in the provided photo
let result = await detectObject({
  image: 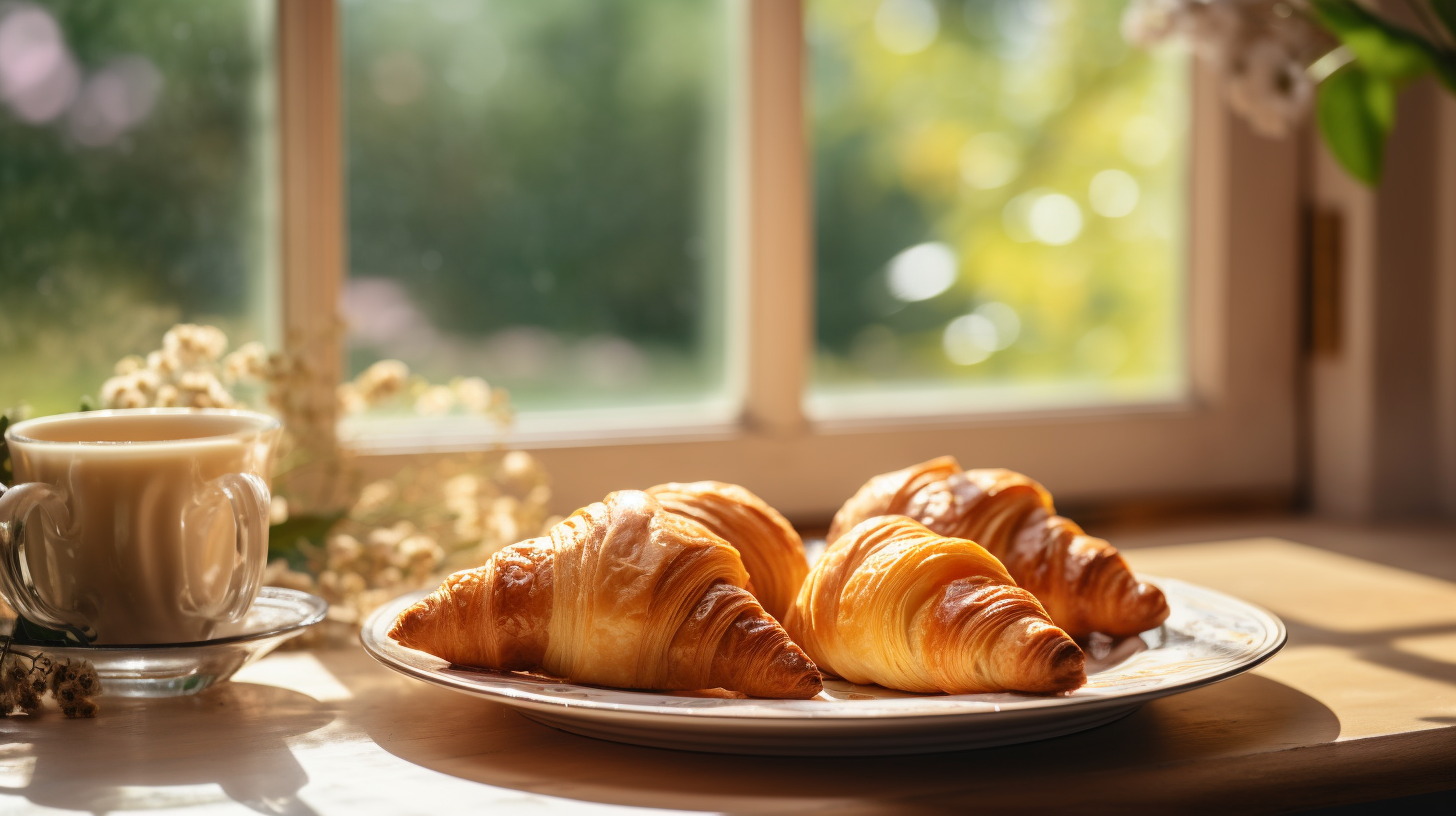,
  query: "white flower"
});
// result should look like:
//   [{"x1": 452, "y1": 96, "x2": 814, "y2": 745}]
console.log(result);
[
  {"x1": 173, "y1": 370, "x2": 236, "y2": 409},
  {"x1": 163, "y1": 324, "x2": 228, "y2": 366},
  {"x1": 451, "y1": 377, "x2": 493, "y2": 414},
  {"x1": 444, "y1": 473, "x2": 482, "y2": 502},
  {"x1": 1227, "y1": 37, "x2": 1312, "y2": 138},
  {"x1": 375, "y1": 566, "x2": 405, "y2": 589},
  {"x1": 368, "y1": 520, "x2": 415, "y2": 551},
  {"x1": 497, "y1": 450, "x2": 545, "y2": 497},
  {"x1": 353, "y1": 360, "x2": 409, "y2": 405},
  {"x1": 336, "y1": 571, "x2": 367, "y2": 598},
  {"x1": 263, "y1": 558, "x2": 317, "y2": 594},
  {"x1": 222, "y1": 341, "x2": 270, "y2": 384},
  {"x1": 487, "y1": 495, "x2": 522, "y2": 545},
  {"x1": 326, "y1": 534, "x2": 364, "y2": 565},
  {"x1": 395, "y1": 534, "x2": 444, "y2": 576},
  {"x1": 1122, "y1": 0, "x2": 1241, "y2": 66},
  {"x1": 1179, "y1": 0, "x2": 1241, "y2": 66},
  {"x1": 131, "y1": 367, "x2": 162, "y2": 397},
  {"x1": 113, "y1": 355, "x2": 145, "y2": 376},
  {"x1": 100, "y1": 375, "x2": 148, "y2": 408},
  {"x1": 336, "y1": 383, "x2": 366, "y2": 415},
  {"x1": 352, "y1": 480, "x2": 397, "y2": 516},
  {"x1": 146, "y1": 349, "x2": 179, "y2": 376},
  {"x1": 413, "y1": 385, "x2": 455, "y2": 416}
]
